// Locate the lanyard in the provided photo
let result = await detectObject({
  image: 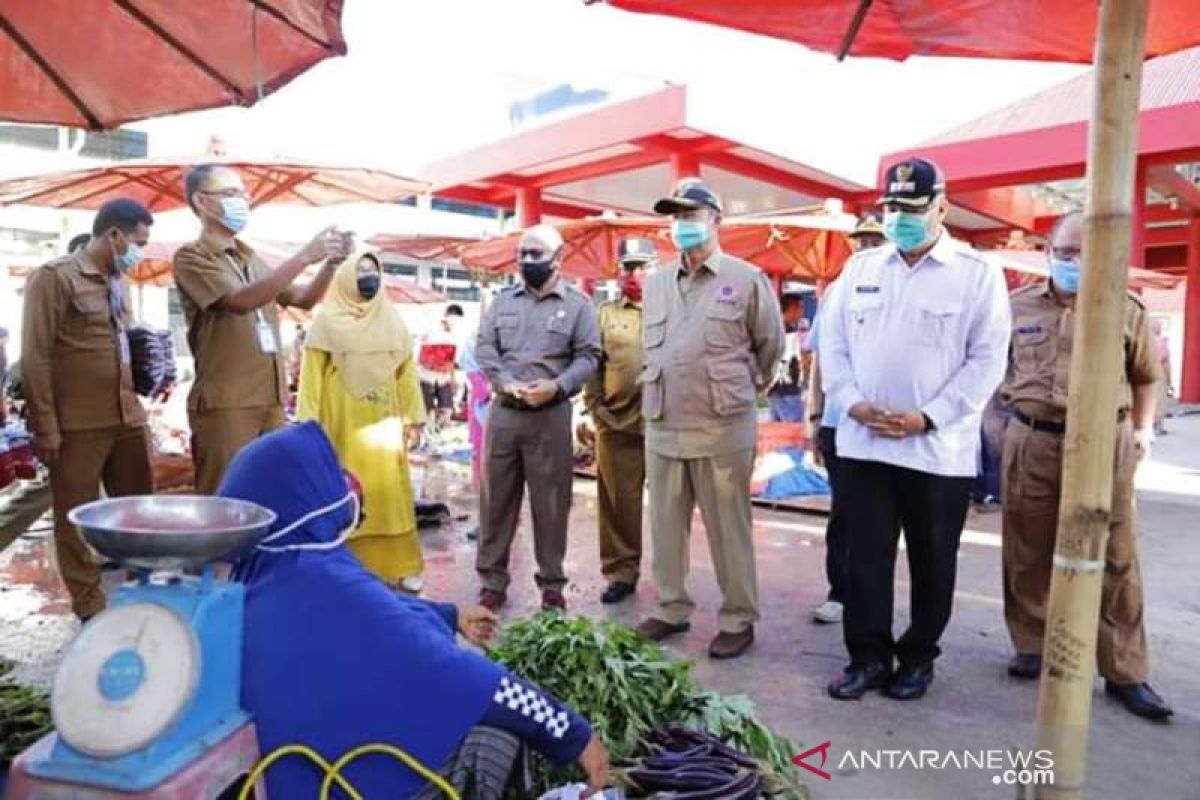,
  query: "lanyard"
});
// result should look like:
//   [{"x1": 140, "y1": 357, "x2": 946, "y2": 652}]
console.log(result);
[{"x1": 226, "y1": 253, "x2": 268, "y2": 325}]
